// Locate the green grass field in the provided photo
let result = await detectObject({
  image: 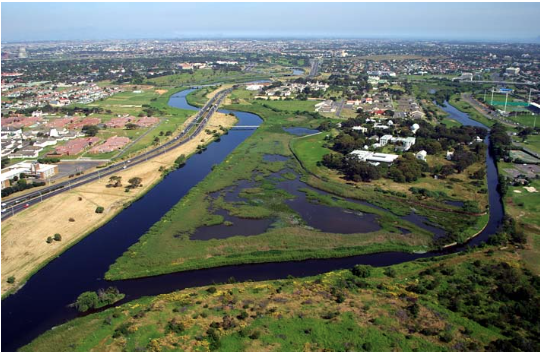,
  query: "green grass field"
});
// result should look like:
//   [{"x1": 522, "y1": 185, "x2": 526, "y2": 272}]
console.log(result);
[
  {"x1": 255, "y1": 99, "x2": 318, "y2": 113},
  {"x1": 147, "y1": 69, "x2": 271, "y2": 87}
]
